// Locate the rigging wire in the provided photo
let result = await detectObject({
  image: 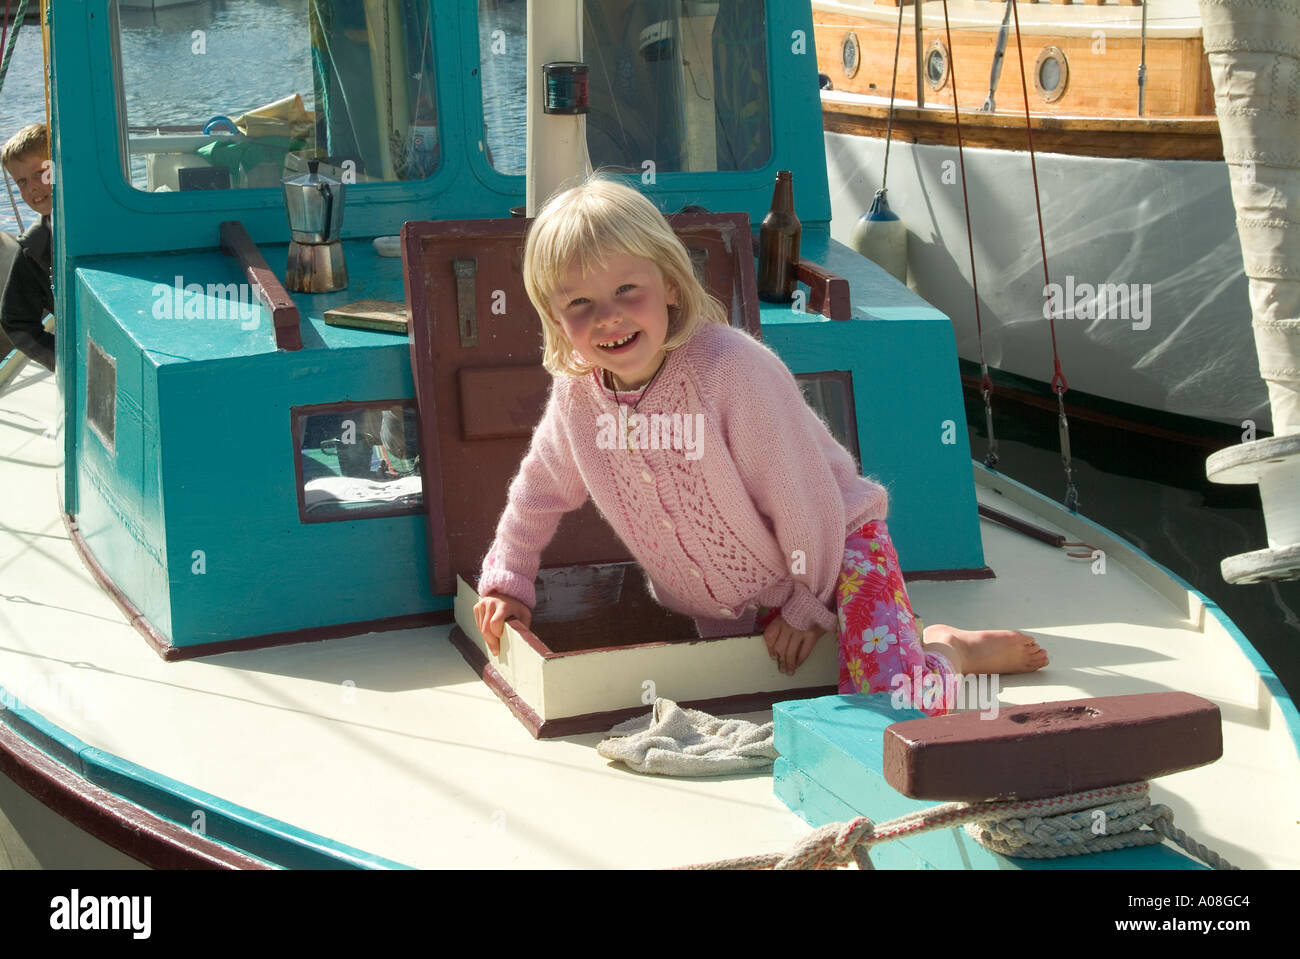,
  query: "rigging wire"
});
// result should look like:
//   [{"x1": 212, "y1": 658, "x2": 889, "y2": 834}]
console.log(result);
[
  {"x1": 1, "y1": 0, "x2": 27, "y2": 233},
  {"x1": 937, "y1": 0, "x2": 998, "y2": 470},
  {"x1": 878, "y1": 0, "x2": 905, "y2": 194},
  {"x1": 1008, "y1": 0, "x2": 1079, "y2": 511}
]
